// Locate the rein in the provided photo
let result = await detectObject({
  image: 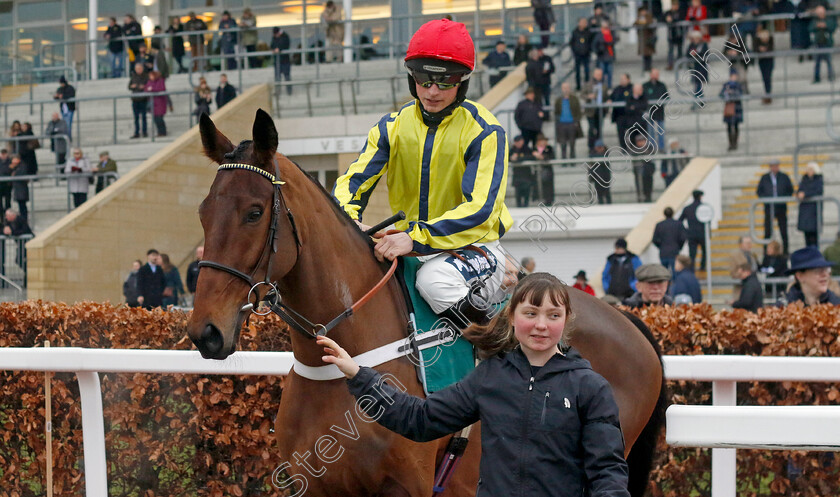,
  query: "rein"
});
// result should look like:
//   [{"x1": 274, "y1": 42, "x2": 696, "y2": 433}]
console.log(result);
[{"x1": 198, "y1": 160, "x2": 397, "y2": 340}]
